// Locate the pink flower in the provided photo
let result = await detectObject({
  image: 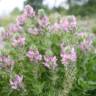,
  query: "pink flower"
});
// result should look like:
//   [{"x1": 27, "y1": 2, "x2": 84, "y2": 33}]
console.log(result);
[
  {"x1": 76, "y1": 32, "x2": 87, "y2": 38},
  {"x1": 80, "y1": 37, "x2": 93, "y2": 51},
  {"x1": 2, "y1": 23, "x2": 22, "y2": 40},
  {"x1": 2, "y1": 31, "x2": 12, "y2": 39},
  {"x1": 38, "y1": 16, "x2": 49, "y2": 27},
  {"x1": 70, "y1": 48, "x2": 77, "y2": 62},
  {"x1": 3, "y1": 56, "x2": 14, "y2": 65},
  {"x1": 61, "y1": 53, "x2": 70, "y2": 64},
  {"x1": 60, "y1": 48, "x2": 71, "y2": 64},
  {"x1": 16, "y1": 14, "x2": 27, "y2": 25},
  {"x1": 0, "y1": 56, "x2": 14, "y2": 68},
  {"x1": 69, "y1": 16, "x2": 77, "y2": 28},
  {"x1": 24, "y1": 5, "x2": 35, "y2": 17},
  {"x1": 12, "y1": 36, "x2": 25, "y2": 47},
  {"x1": 44, "y1": 55, "x2": 57, "y2": 70},
  {"x1": 8, "y1": 23, "x2": 22, "y2": 32},
  {"x1": 0, "y1": 56, "x2": 3, "y2": 62},
  {"x1": 60, "y1": 18, "x2": 69, "y2": 31},
  {"x1": 10, "y1": 75, "x2": 23, "y2": 90},
  {"x1": 28, "y1": 28, "x2": 39, "y2": 35},
  {"x1": 60, "y1": 44, "x2": 77, "y2": 64},
  {"x1": 59, "y1": 16, "x2": 77, "y2": 32},
  {"x1": 50, "y1": 23, "x2": 61, "y2": 32},
  {"x1": 27, "y1": 49, "x2": 42, "y2": 62}
]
